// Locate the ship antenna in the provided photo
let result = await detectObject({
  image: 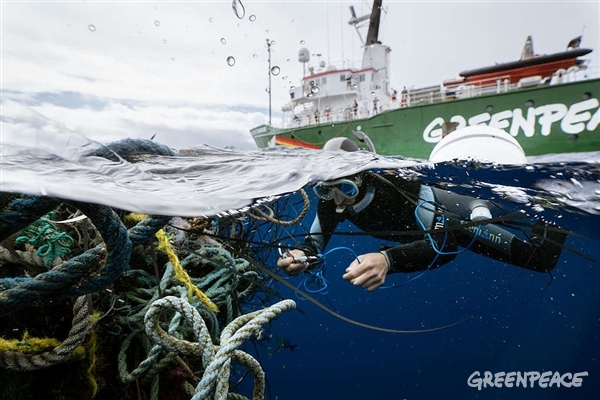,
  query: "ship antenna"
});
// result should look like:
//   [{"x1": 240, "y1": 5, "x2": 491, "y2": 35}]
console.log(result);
[{"x1": 266, "y1": 38, "x2": 273, "y2": 126}]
